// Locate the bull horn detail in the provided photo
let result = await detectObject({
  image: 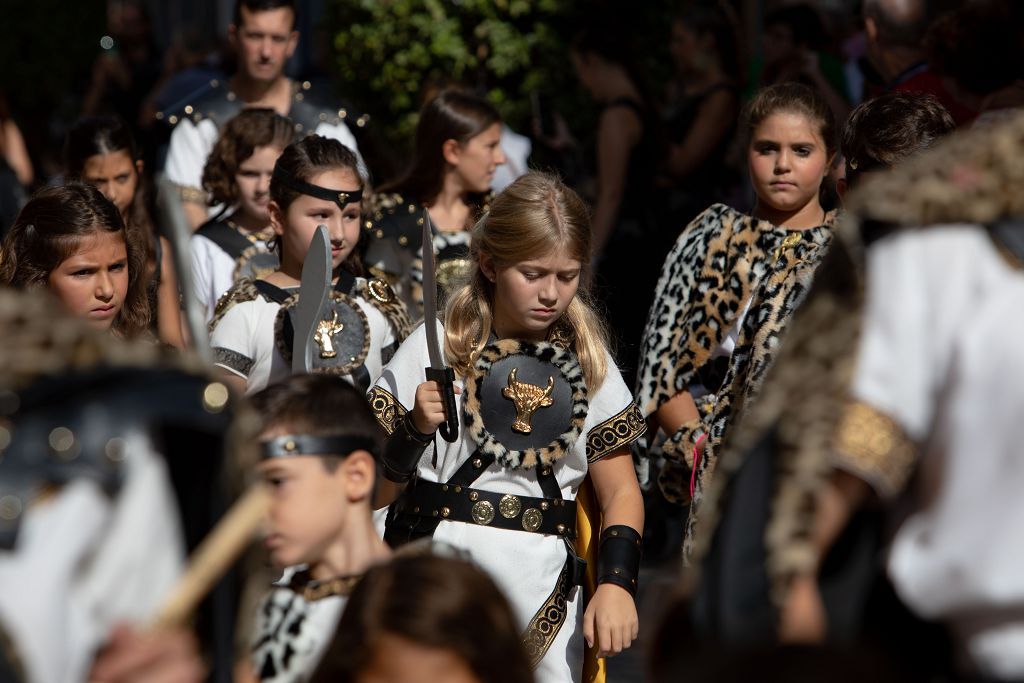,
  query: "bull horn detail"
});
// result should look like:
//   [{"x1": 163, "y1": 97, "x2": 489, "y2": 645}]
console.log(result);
[{"x1": 503, "y1": 367, "x2": 556, "y2": 434}]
